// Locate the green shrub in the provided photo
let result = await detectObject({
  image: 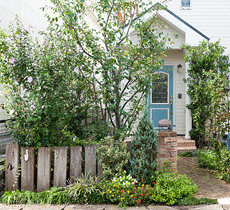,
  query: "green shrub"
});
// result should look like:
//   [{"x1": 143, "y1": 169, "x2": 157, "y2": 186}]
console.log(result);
[
  {"x1": 150, "y1": 171, "x2": 197, "y2": 205},
  {"x1": 189, "y1": 128, "x2": 200, "y2": 147},
  {"x1": 178, "y1": 151, "x2": 196, "y2": 157},
  {"x1": 196, "y1": 149, "x2": 219, "y2": 170},
  {"x1": 196, "y1": 148, "x2": 230, "y2": 183},
  {"x1": 129, "y1": 109, "x2": 158, "y2": 180},
  {"x1": 99, "y1": 134, "x2": 130, "y2": 179},
  {"x1": 67, "y1": 176, "x2": 104, "y2": 204},
  {"x1": 216, "y1": 147, "x2": 230, "y2": 182},
  {"x1": 177, "y1": 195, "x2": 218, "y2": 205}
]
